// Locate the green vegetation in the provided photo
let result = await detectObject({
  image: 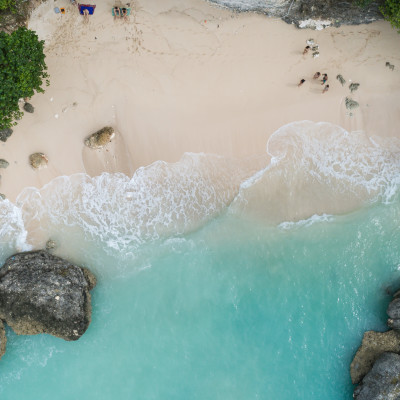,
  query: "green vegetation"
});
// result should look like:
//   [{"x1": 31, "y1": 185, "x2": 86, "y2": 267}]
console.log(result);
[
  {"x1": 0, "y1": 27, "x2": 49, "y2": 130},
  {"x1": 381, "y1": 0, "x2": 400, "y2": 32},
  {"x1": 0, "y1": 0, "x2": 16, "y2": 11}
]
